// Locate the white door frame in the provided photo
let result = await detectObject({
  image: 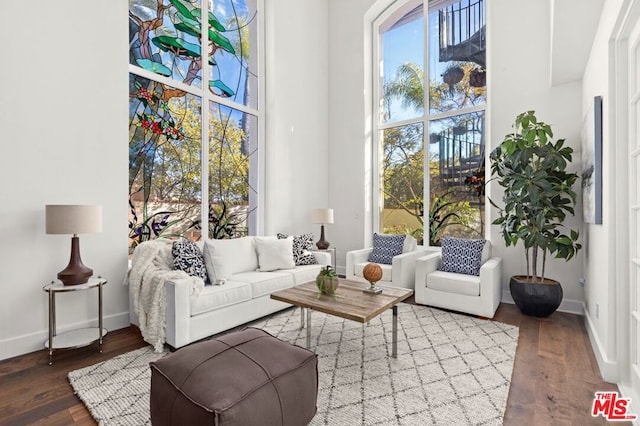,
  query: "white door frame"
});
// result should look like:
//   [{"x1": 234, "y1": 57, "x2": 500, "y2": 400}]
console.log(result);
[{"x1": 614, "y1": 0, "x2": 640, "y2": 414}]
